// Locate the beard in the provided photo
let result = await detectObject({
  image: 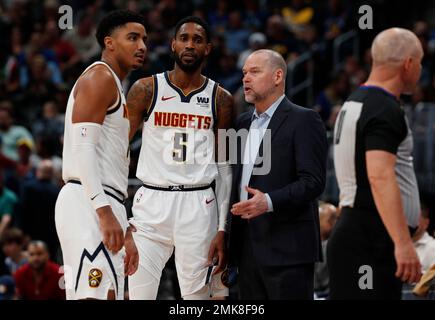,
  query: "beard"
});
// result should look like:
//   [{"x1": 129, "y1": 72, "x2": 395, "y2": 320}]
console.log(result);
[
  {"x1": 172, "y1": 51, "x2": 205, "y2": 73},
  {"x1": 244, "y1": 89, "x2": 269, "y2": 104}
]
